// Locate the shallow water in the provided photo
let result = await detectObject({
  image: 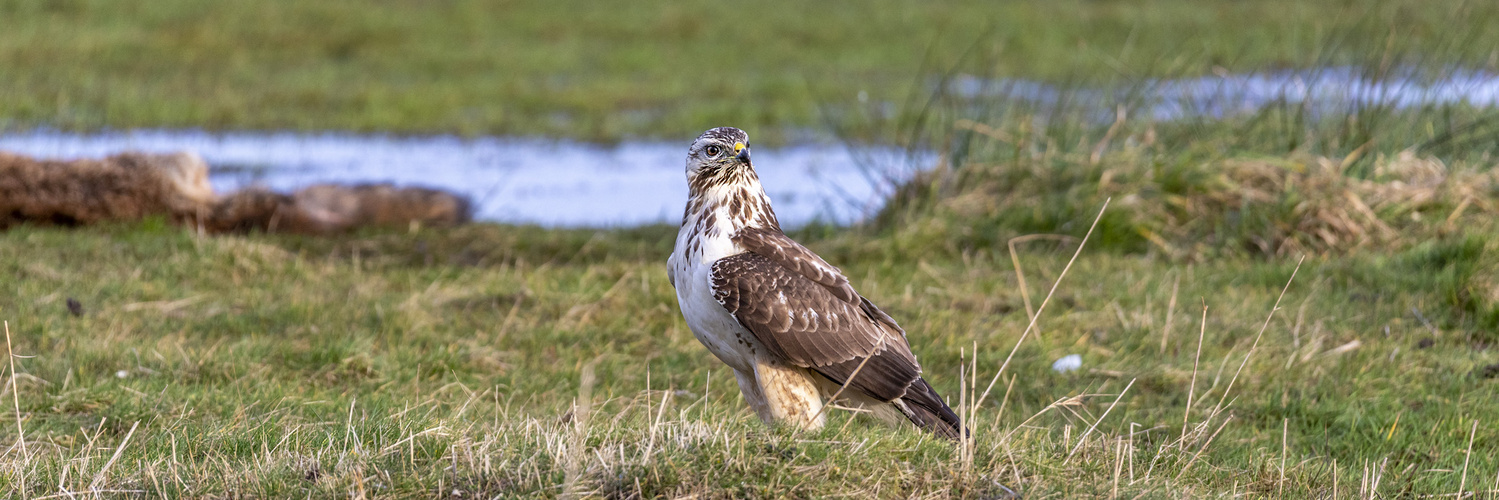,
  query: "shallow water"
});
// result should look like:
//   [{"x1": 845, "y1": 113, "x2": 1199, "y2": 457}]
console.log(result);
[
  {"x1": 951, "y1": 66, "x2": 1499, "y2": 120},
  {"x1": 0, "y1": 130, "x2": 919, "y2": 228}
]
